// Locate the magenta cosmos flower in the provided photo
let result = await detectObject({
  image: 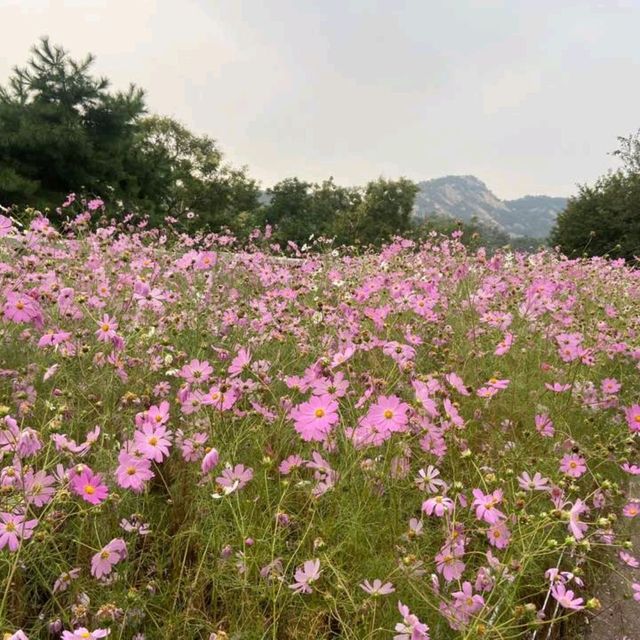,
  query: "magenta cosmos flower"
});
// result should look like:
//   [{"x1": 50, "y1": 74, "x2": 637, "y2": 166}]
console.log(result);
[
  {"x1": 559, "y1": 454, "x2": 587, "y2": 478},
  {"x1": 62, "y1": 627, "x2": 110, "y2": 639},
  {"x1": 0, "y1": 214, "x2": 12, "y2": 236},
  {"x1": 115, "y1": 450, "x2": 154, "y2": 493},
  {"x1": 95, "y1": 314, "x2": 118, "y2": 342},
  {"x1": 0, "y1": 512, "x2": 38, "y2": 551},
  {"x1": 91, "y1": 538, "x2": 127, "y2": 579},
  {"x1": 422, "y1": 495, "x2": 454, "y2": 517},
  {"x1": 471, "y1": 488, "x2": 505, "y2": 524},
  {"x1": 363, "y1": 395, "x2": 410, "y2": 433},
  {"x1": 624, "y1": 404, "x2": 640, "y2": 433},
  {"x1": 133, "y1": 422, "x2": 172, "y2": 463},
  {"x1": 290, "y1": 394, "x2": 339, "y2": 442},
  {"x1": 70, "y1": 469, "x2": 109, "y2": 505},
  {"x1": 550, "y1": 583, "x2": 584, "y2": 610}
]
